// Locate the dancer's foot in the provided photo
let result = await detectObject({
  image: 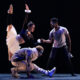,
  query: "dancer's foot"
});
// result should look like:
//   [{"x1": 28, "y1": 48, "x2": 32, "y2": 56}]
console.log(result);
[
  {"x1": 48, "y1": 67, "x2": 56, "y2": 77},
  {"x1": 11, "y1": 68, "x2": 20, "y2": 78}
]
